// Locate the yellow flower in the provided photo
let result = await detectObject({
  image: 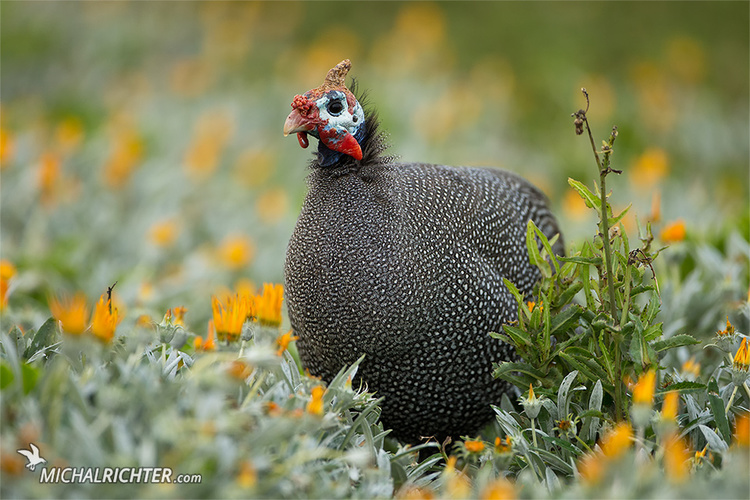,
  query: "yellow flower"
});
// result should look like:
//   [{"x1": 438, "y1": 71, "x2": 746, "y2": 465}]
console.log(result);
[
  {"x1": 660, "y1": 220, "x2": 686, "y2": 243},
  {"x1": 649, "y1": 190, "x2": 661, "y2": 223},
  {"x1": 734, "y1": 412, "x2": 749, "y2": 447},
  {"x1": 0, "y1": 127, "x2": 14, "y2": 166},
  {"x1": 91, "y1": 294, "x2": 120, "y2": 343},
  {"x1": 693, "y1": 444, "x2": 708, "y2": 465},
  {"x1": 494, "y1": 436, "x2": 512, "y2": 454},
  {"x1": 578, "y1": 452, "x2": 605, "y2": 485},
  {"x1": 50, "y1": 293, "x2": 89, "y2": 335},
  {"x1": 306, "y1": 385, "x2": 326, "y2": 416},
  {"x1": 257, "y1": 283, "x2": 284, "y2": 327},
  {"x1": 0, "y1": 259, "x2": 16, "y2": 309},
  {"x1": 217, "y1": 235, "x2": 255, "y2": 270},
  {"x1": 226, "y1": 360, "x2": 252, "y2": 381},
  {"x1": 464, "y1": 439, "x2": 485, "y2": 453},
  {"x1": 663, "y1": 432, "x2": 690, "y2": 483},
  {"x1": 480, "y1": 478, "x2": 516, "y2": 500},
  {"x1": 397, "y1": 485, "x2": 435, "y2": 500},
  {"x1": 171, "y1": 306, "x2": 188, "y2": 326},
  {"x1": 681, "y1": 357, "x2": 700, "y2": 379},
  {"x1": 732, "y1": 337, "x2": 750, "y2": 385},
  {"x1": 236, "y1": 461, "x2": 256, "y2": 488},
  {"x1": 661, "y1": 391, "x2": 680, "y2": 421},
  {"x1": 733, "y1": 337, "x2": 749, "y2": 370},
  {"x1": 183, "y1": 109, "x2": 234, "y2": 179},
  {"x1": 37, "y1": 152, "x2": 61, "y2": 207},
  {"x1": 600, "y1": 422, "x2": 633, "y2": 459},
  {"x1": 632, "y1": 369, "x2": 656, "y2": 406},
  {"x1": 211, "y1": 294, "x2": 252, "y2": 342},
  {"x1": 255, "y1": 188, "x2": 289, "y2": 225},
  {"x1": 103, "y1": 118, "x2": 143, "y2": 188},
  {"x1": 276, "y1": 330, "x2": 298, "y2": 356},
  {"x1": 195, "y1": 320, "x2": 217, "y2": 351},
  {"x1": 149, "y1": 219, "x2": 180, "y2": 248},
  {"x1": 630, "y1": 147, "x2": 669, "y2": 189}
]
